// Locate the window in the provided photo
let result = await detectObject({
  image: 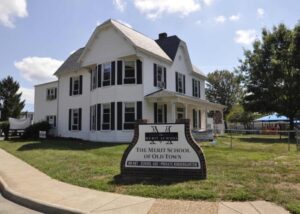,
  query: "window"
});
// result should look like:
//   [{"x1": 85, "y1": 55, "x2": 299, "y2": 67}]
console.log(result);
[
  {"x1": 157, "y1": 104, "x2": 165, "y2": 123},
  {"x1": 90, "y1": 105, "x2": 97, "y2": 130},
  {"x1": 46, "y1": 88, "x2": 57, "y2": 100},
  {"x1": 102, "y1": 104, "x2": 110, "y2": 130},
  {"x1": 73, "y1": 76, "x2": 80, "y2": 95},
  {"x1": 124, "y1": 61, "x2": 136, "y2": 84},
  {"x1": 46, "y1": 115, "x2": 56, "y2": 128},
  {"x1": 193, "y1": 110, "x2": 198, "y2": 129},
  {"x1": 71, "y1": 109, "x2": 80, "y2": 130},
  {"x1": 154, "y1": 64, "x2": 166, "y2": 88},
  {"x1": 124, "y1": 102, "x2": 135, "y2": 130},
  {"x1": 102, "y1": 63, "x2": 111, "y2": 86},
  {"x1": 176, "y1": 107, "x2": 185, "y2": 120},
  {"x1": 91, "y1": 68, "x2": 97, "y2": 90},
  {"x1": 176, "y1": 72, "x2": 185, "y2": 93},
  {"x1": 192, "y1": 79, "x2": 201, "y2": 98}
]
